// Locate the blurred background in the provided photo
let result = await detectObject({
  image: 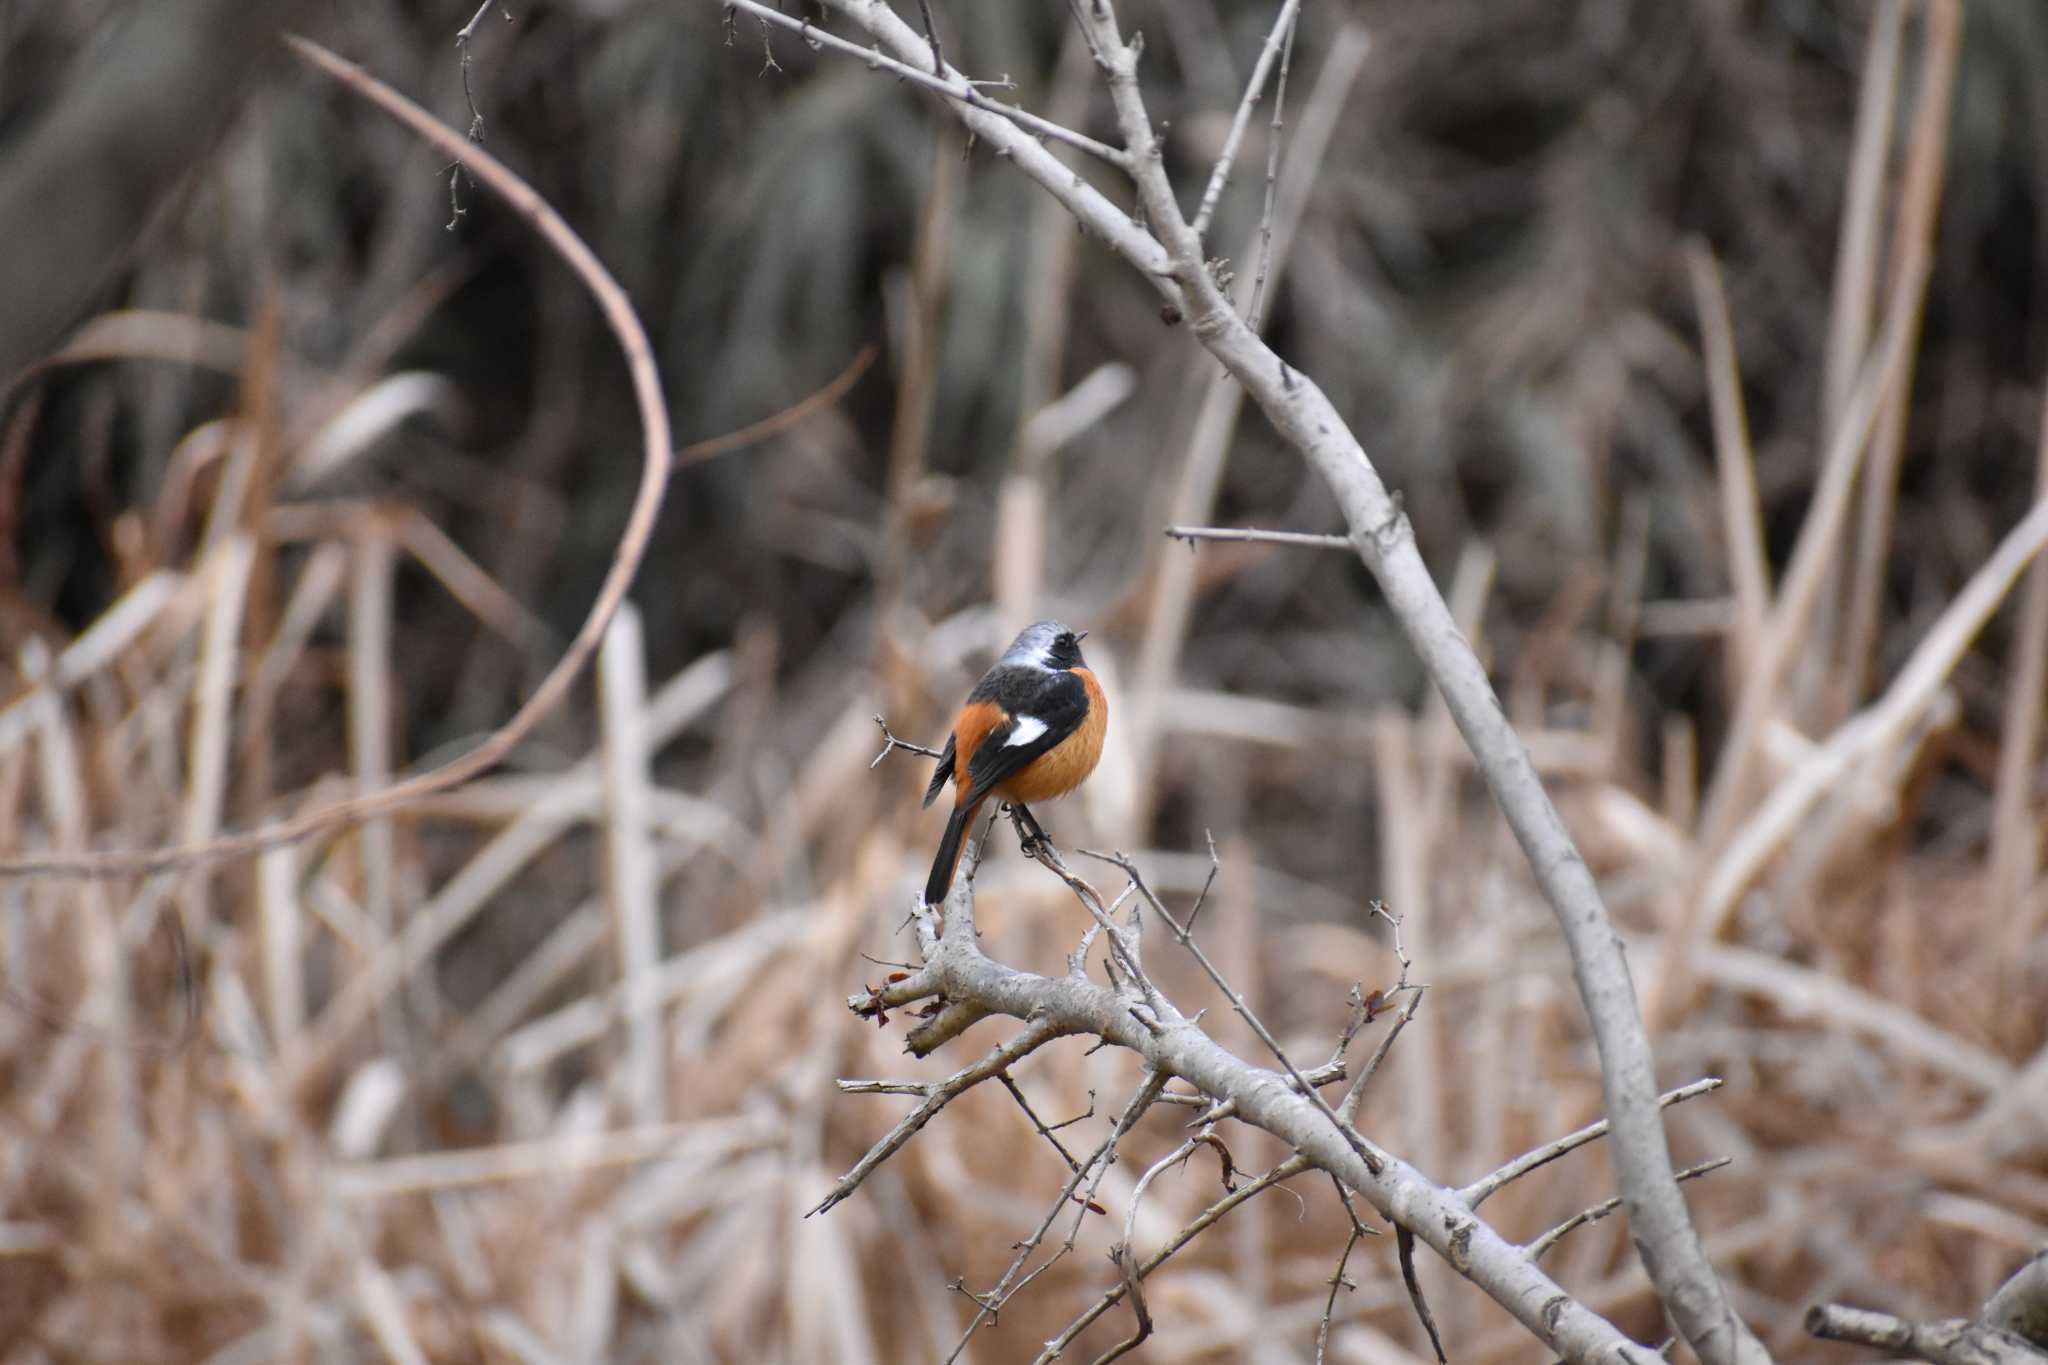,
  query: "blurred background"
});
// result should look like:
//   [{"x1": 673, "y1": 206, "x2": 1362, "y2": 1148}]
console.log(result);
[{"x1": 0, "y1": 0, "x2": 2044, "y2": 1360}]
